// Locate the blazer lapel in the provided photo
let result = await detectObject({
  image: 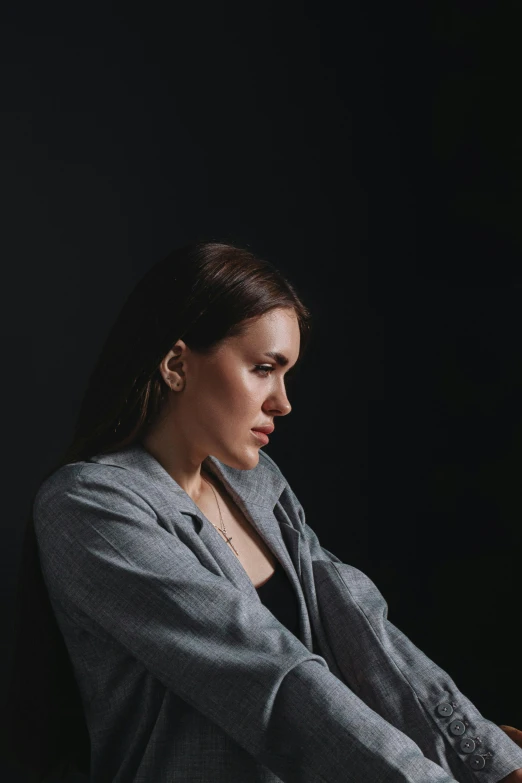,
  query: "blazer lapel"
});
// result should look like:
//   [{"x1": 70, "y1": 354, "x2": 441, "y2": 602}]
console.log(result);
[
  {"x1": 199, "y1": 455, "x2": 316, "y2": 651},
  {"x1": 89, "y1": 444, "x2": 315, "y2": 651}
]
